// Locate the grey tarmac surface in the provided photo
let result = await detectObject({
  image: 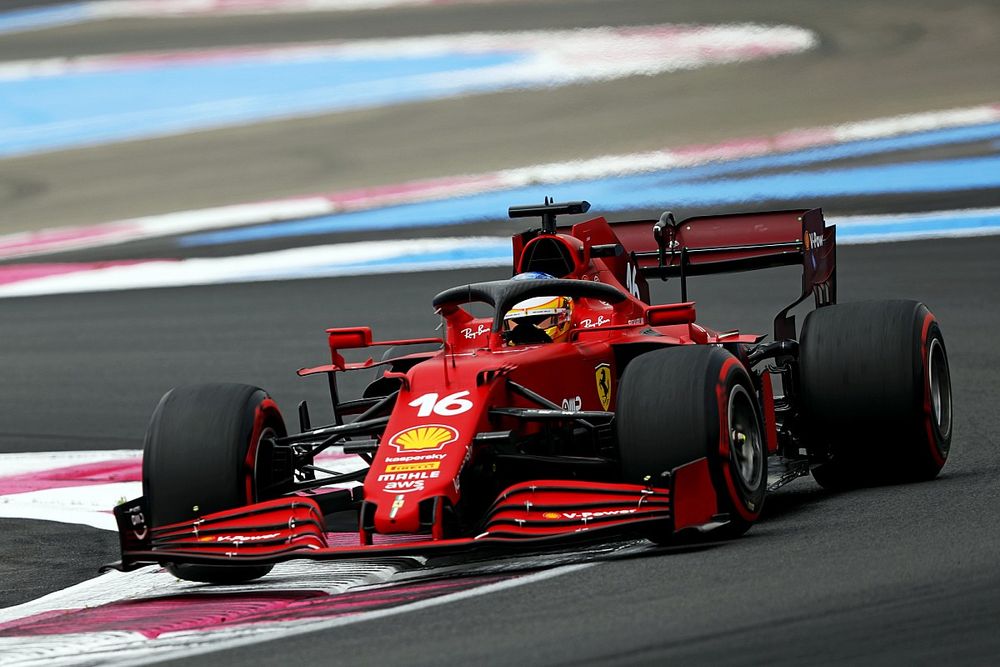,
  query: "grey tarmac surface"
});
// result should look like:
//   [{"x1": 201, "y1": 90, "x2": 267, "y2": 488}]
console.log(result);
[
  {"x1": 1, "y1": 0, "x2": 999, "y2": 232},
  {"x1": 0, "y1": 0, "x2": 70, "y2": 11},
  {"x1": 0, "y1": 519, "x2": 118, "y2": 609},
  {"x1": 3, "y1": 234, "x2": 1000, "y2": 665},
  {"x1": 2, "y1": 0, "x2": 1000, "y2": 663}
]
